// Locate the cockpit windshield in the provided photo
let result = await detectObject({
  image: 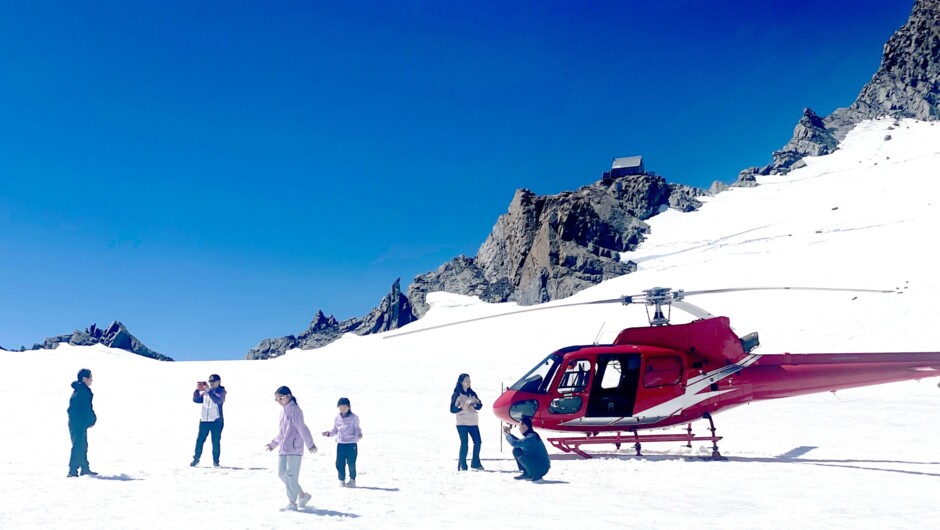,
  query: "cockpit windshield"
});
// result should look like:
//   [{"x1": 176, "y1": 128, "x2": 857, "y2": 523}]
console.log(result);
[{"x1": 510, "y1": 353, "x2": 561, "y2": 394}]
